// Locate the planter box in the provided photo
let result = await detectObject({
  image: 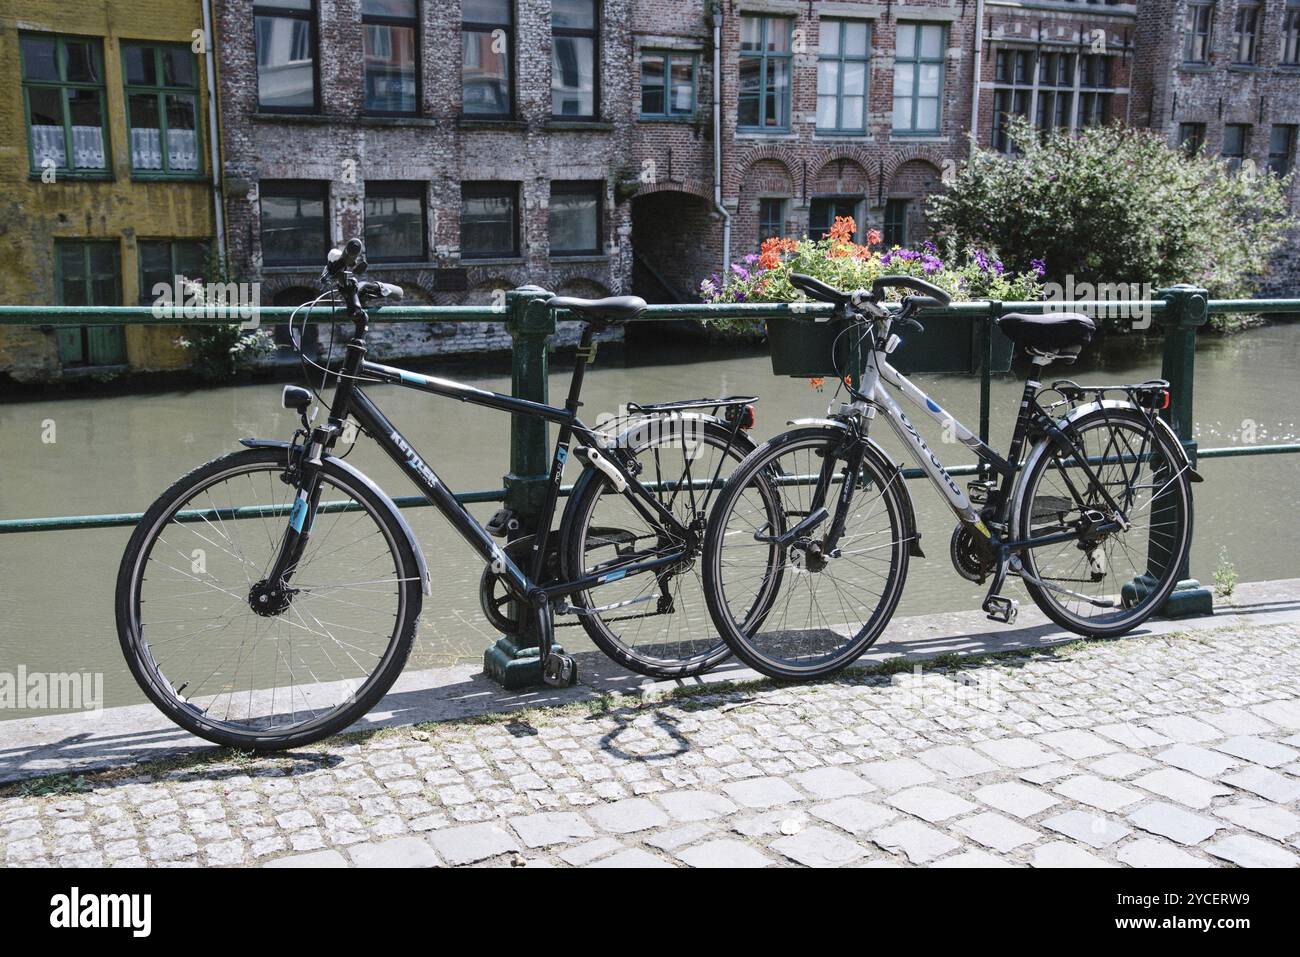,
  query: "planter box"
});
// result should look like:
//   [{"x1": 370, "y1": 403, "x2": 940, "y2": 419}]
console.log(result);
[{"x1": 767, "y1": 314, "x2": 1014, "y2": 377}]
